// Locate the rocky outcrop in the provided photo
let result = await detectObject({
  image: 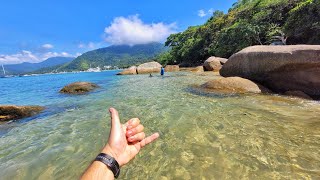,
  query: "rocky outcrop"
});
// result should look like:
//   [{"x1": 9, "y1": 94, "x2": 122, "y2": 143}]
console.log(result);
[
  {"x1": 220, "y1": 45, "x2": 320, "y2": 99},
  {"x1": 137, "y1": 61, "x2": 162, "y2": 74},
  {"x1": 60, "y1": 82, "x2": 99, "y2": 94},
  {"x1": 117, "y1": 66, "x2": 137, "y2": 75},
  {"x1": 201, "y1": 77, "x2": 262, "y2": 94},
  {"x1": 180, "y1": 66, "x2": 204, "y2": 73},
  {"x1": 203, "y1": 57, "x2": 226, "y2": 71},
  {"x1": 165, "y1": 65, "x2": 179, "y2": 72},
  {"x1": 0, "y1": 105, "x2": 44, "y2": 121}
]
